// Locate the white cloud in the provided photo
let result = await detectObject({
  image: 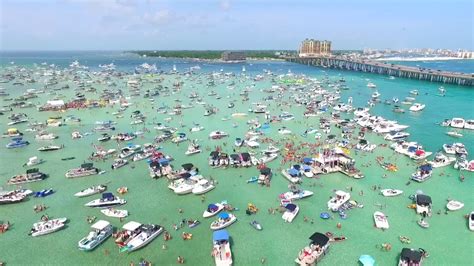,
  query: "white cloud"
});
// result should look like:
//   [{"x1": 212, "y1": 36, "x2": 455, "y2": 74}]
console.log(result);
[
  {"x1": 220, "y1": 0, "x2": 231, "y2": 11},
  {"x1": 143, "y1": 10, "x2": 173, "y2": 25}
]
